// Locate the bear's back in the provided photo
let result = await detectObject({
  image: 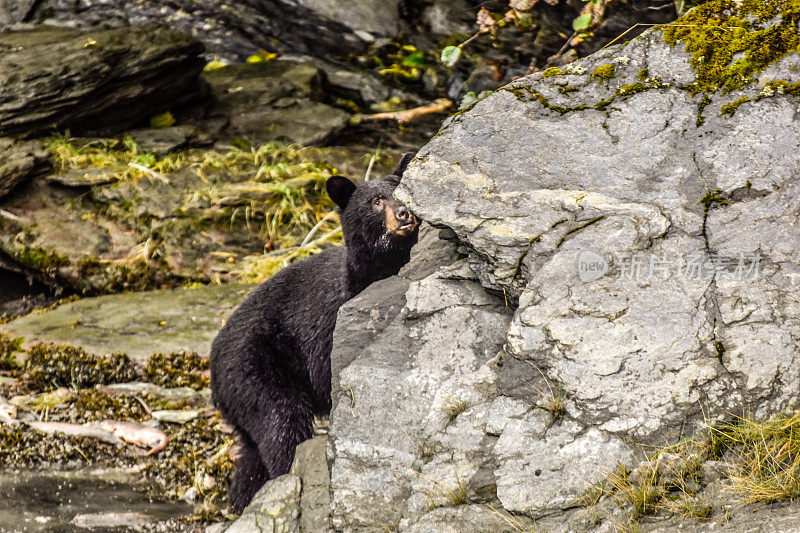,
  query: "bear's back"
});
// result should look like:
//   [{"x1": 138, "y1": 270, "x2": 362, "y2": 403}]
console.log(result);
[{"x1": 210, "y1": 245, "x2": 349, "y2": 411}]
